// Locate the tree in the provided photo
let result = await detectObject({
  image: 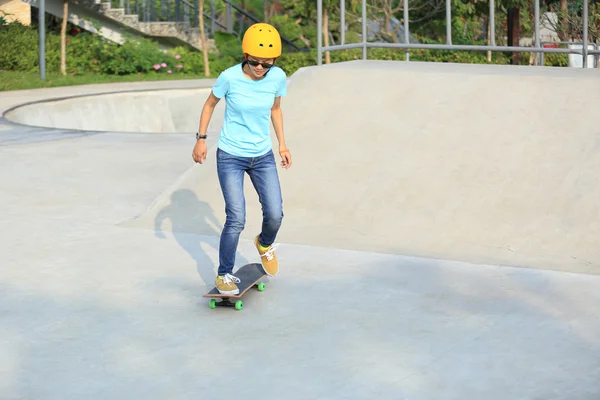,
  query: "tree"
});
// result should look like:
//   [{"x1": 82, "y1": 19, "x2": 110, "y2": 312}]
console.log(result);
[
  {"x1": 60, "y1": 0, "x2": 68, "y2": 75},
  {"x1": 543, "y1": 0, "x2": 600, "y2": 42},
  {"x1": 323, "y1": 7, "x2": 330, "y2": 63},
  {"x1": 506, "y1": 6, "x2": 520, "y2": 64},
  {"x1": 475, "y1": 0, "x2": 532, "y2": 65},
  {"x1": 369, "y1": 0, "x2": 446, "y2": 39},
  {"x1": 199, "y1": 0, "x2": 210, "y2": 76},
  {"x1": 275, "y1": 0, "x2": 365, "y2": 50},
  {"x1": 495, "y1": 0, "x2": 526, "y2": 64},
  {"x1": 264, "y1": 0, "x2": 269, "y2": 22},
  {"x1": 559, "y1": 0, "x2": 568, "y2": 40},
  {"x1": 321, "y1": 0, "x2": 334, "y2": 63}
]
